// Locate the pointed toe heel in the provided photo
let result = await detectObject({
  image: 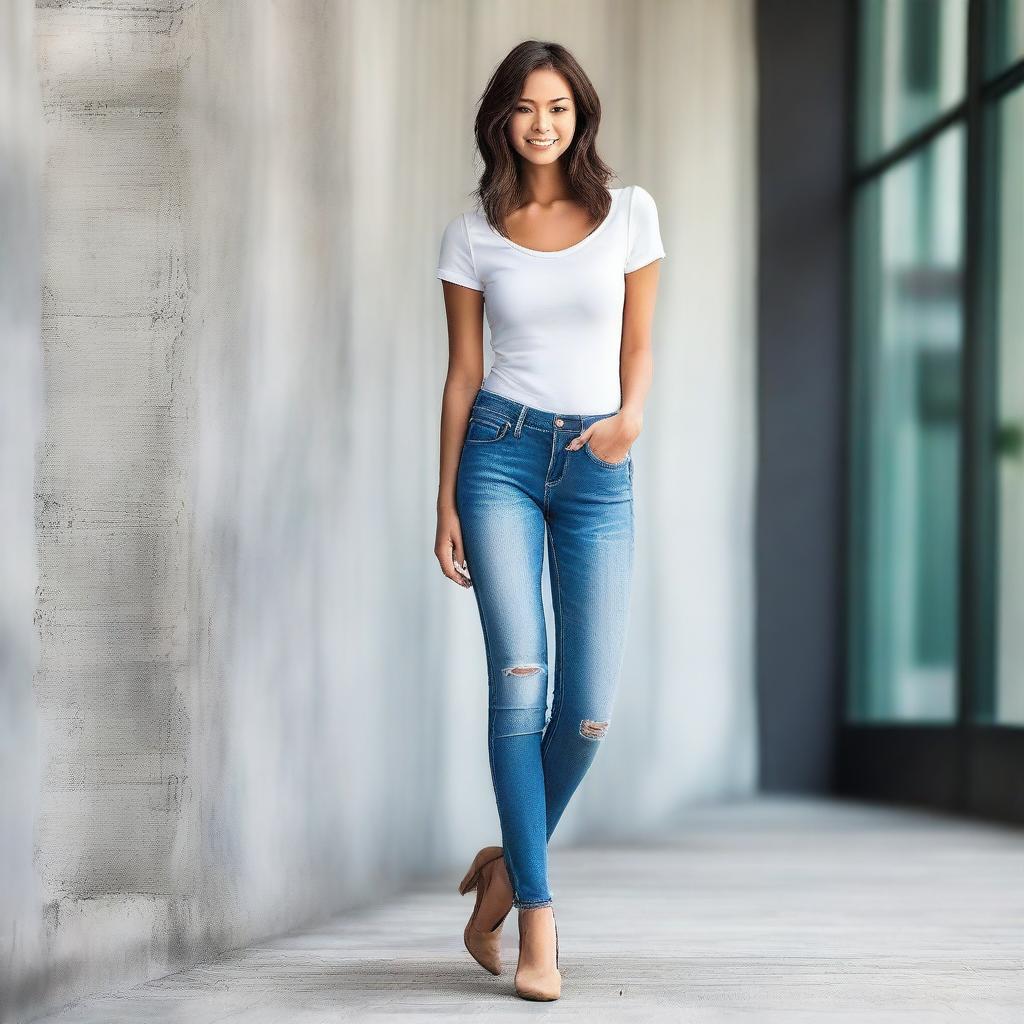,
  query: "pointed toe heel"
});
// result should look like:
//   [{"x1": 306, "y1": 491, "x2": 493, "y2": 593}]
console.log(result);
[
  {"x1": 459, "y1": 845, "x2": 512, "y2": 975},
  {"x1": 514, "y1": 906, "x2": 561, "y2": 1001}
]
